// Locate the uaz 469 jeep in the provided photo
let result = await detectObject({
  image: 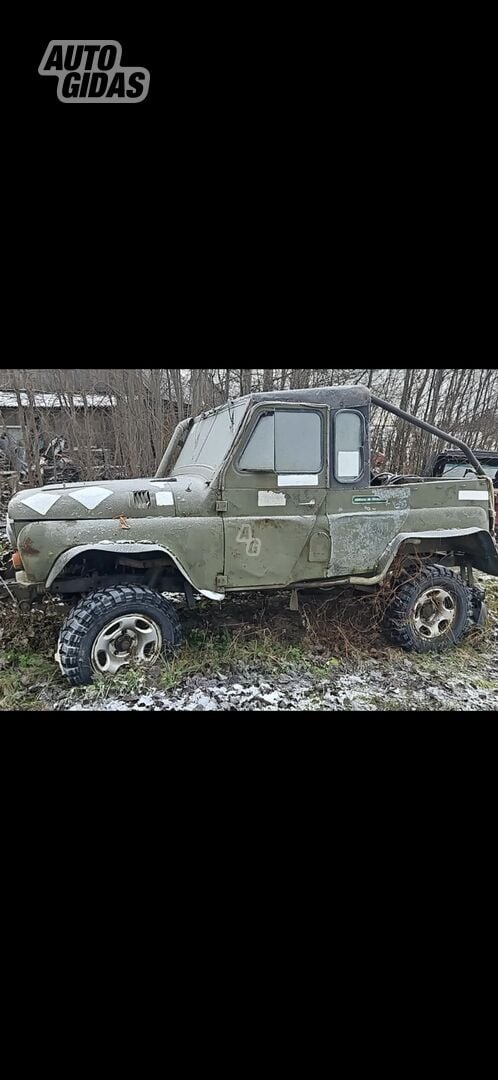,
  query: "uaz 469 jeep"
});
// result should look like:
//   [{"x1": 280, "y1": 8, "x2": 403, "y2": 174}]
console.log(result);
[{"x1": 3, "y1": 385, "x2": 498, "y2": 684}]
